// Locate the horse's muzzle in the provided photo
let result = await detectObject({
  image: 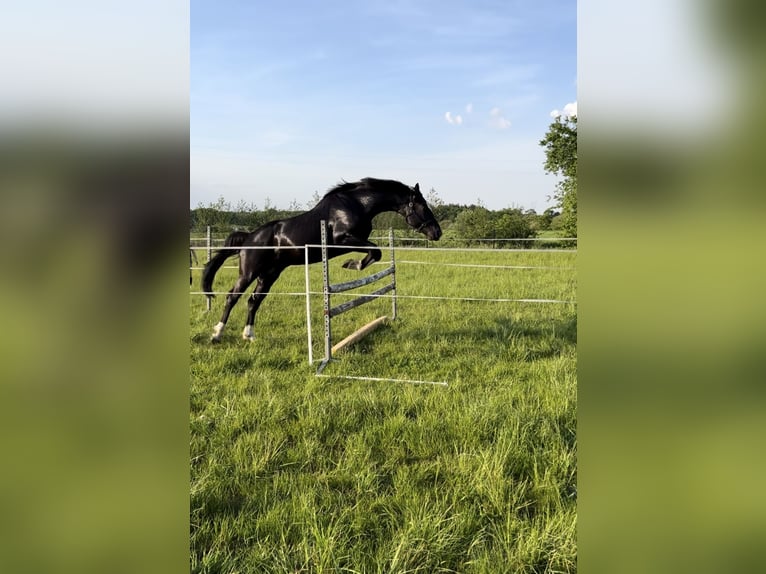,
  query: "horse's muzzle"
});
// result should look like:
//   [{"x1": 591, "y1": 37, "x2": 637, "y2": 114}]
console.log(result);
[{"x1": 423, "y1": 221, "x2": 442, "y2": 241}]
